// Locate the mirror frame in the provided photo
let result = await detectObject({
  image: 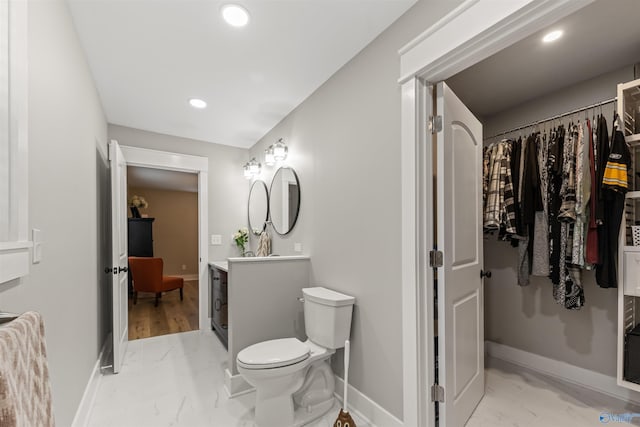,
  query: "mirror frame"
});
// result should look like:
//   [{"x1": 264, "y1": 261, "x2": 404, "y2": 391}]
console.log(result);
[
  {"x1": 268, "y1": 167, "x2": 301, "y2": 236},
  {"x1": 247, "y1": 179, "x2": 269, "y2": 235}
]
